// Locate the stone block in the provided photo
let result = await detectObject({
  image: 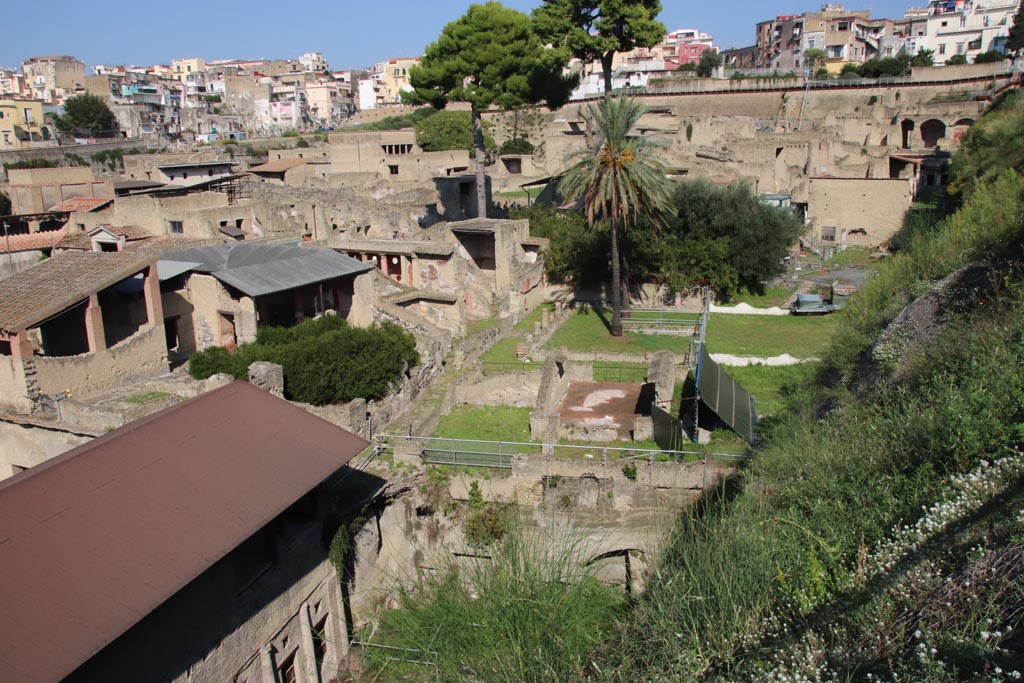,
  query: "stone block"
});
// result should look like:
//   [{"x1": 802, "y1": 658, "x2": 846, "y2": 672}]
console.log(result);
[
  {"x1": 202, "y1": 373, "x2": 234, "y2": 393},
  {"x1": 248, "y1": 361, "x2": 284, "y2": 398},
  {"x1": 530, "y1": 410, "x2": 560, "y2": 442},
  {"x1": 633, "y1": 414, "x2": 653, "y2": 441}
]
